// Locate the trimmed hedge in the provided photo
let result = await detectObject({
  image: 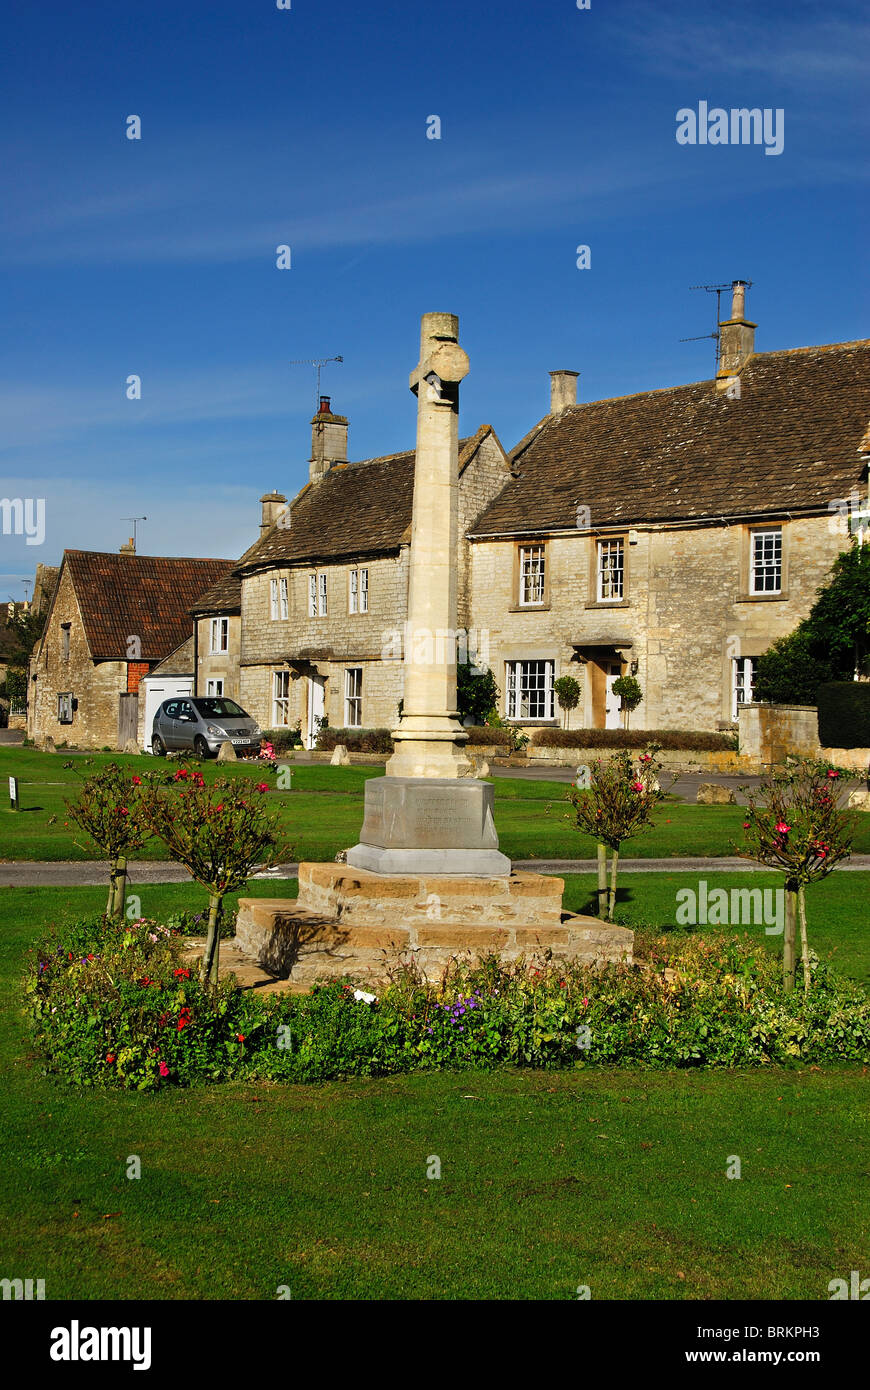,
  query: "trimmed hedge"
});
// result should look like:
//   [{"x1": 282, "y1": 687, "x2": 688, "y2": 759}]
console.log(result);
[
  {"x1": 463, "y1": 726, "x2": 514, "y2": 747},
  {"x1": 531, "y1": 728, "x2": 738, "y2": 751},
  {"x1": 817, "y1": 683, "x2": 870, "y2": 749},
  {"x1": 315, "y1": 727, "x2": 393, "y2": 754},
  {"x1": 261, "y1": 728, "x2": 303, "y2": 753}
]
